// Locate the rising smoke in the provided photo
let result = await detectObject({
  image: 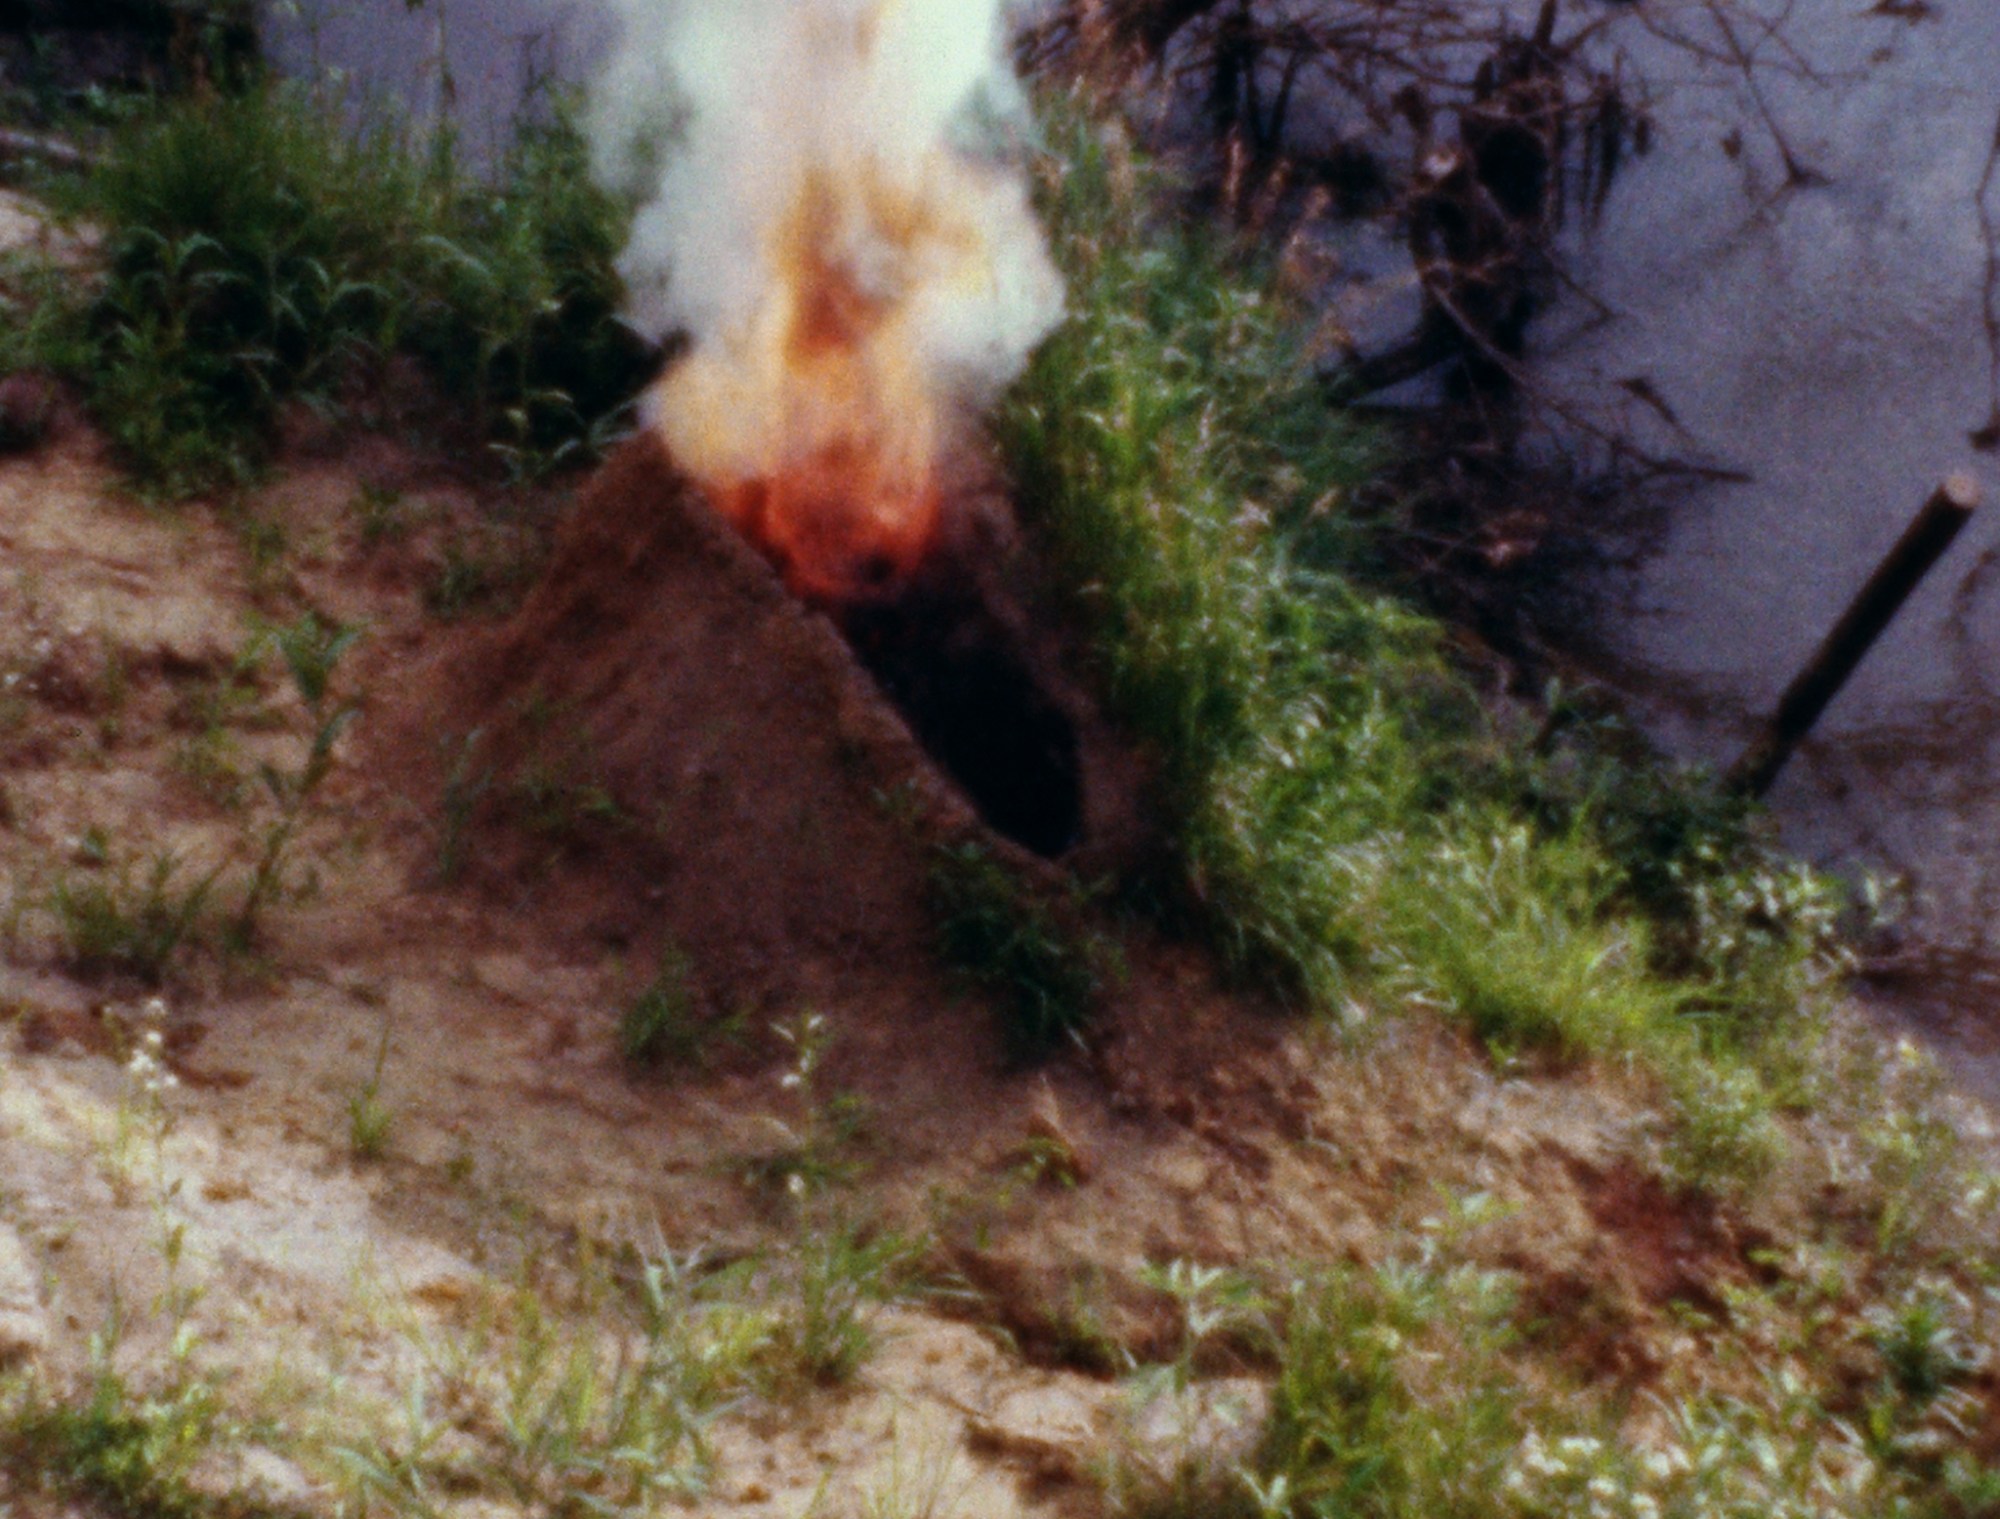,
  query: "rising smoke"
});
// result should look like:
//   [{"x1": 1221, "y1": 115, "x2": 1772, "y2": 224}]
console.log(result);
[{"x1": 587, "y1": 0, "x2": 1066, "y2": 598}]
